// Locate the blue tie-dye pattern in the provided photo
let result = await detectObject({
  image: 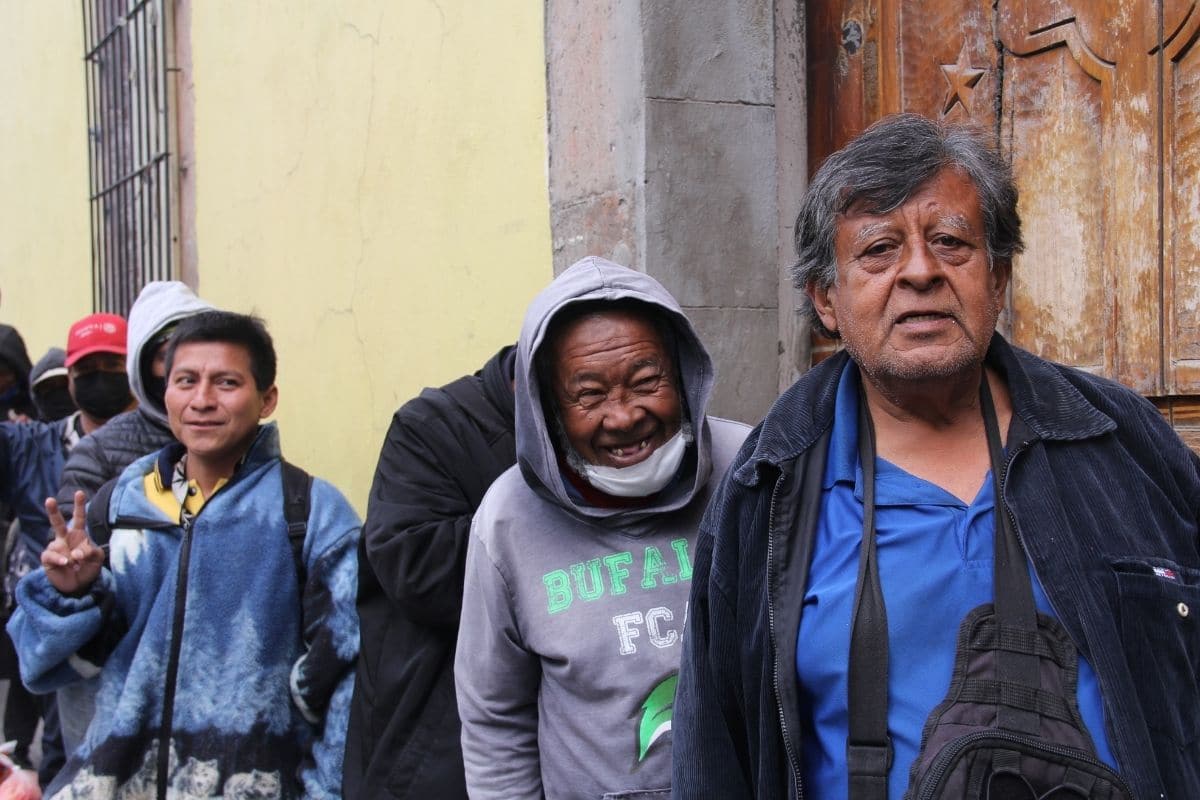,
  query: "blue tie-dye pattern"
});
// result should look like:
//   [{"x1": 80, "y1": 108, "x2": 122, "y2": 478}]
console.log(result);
[{"x1": 8, "y1": 423, "x2": 360, "y2": 798}]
